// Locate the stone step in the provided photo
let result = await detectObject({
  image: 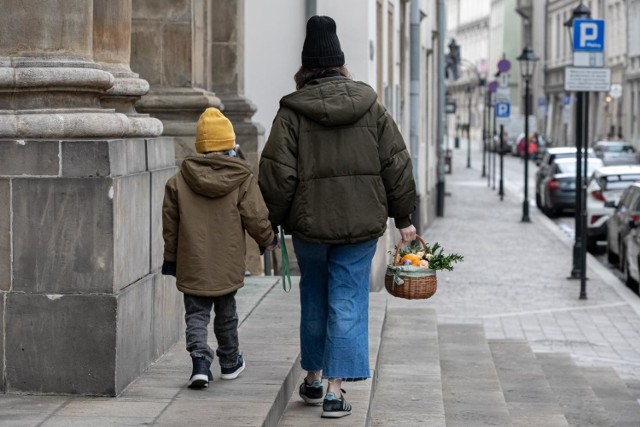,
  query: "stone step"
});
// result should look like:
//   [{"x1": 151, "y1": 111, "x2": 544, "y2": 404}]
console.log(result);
[
  {"x1": 581, "y1": 366, "x2": 640, "y2": 427},
  {"x1": 369, "y1": 301, "x2": 445, "y2": 427},
  {"x1": 438, "y1": 323, "x2": 512, "y2": 427},
  {"x1": 116, "y1": 277, "x2": 302, "y2": 427},
  {"x1": 488, "y1": 340, "x2": 568, "y2": 427},
  {"x1": 535, "y1": 353, "x2": 612, "y2": 427},
  {"x1": 276, "y1": 292, "x2": 388, "y2": 426}
]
